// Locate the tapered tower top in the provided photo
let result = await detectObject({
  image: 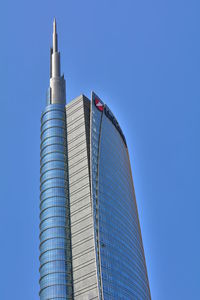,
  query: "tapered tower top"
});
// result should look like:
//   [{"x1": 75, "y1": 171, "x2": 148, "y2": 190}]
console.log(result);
[
  {"x1": 53, "y1": 18, "x2": 58, "y2": 53},
  {"x1": 53, "y1": 17, "x2": 57, "y2": 32},
  {"x1": 48, "y1": 19, "x2": 66, "y2": 105}
]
